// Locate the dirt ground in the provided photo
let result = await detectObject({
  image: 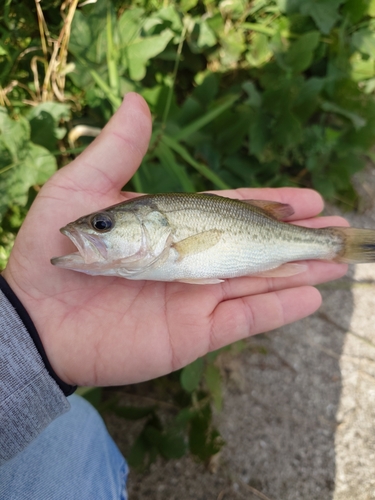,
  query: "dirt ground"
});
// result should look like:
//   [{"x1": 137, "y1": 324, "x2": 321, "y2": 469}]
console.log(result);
[{"x1": 105, "y1": 167, "x2": 375, "y2": 500}]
